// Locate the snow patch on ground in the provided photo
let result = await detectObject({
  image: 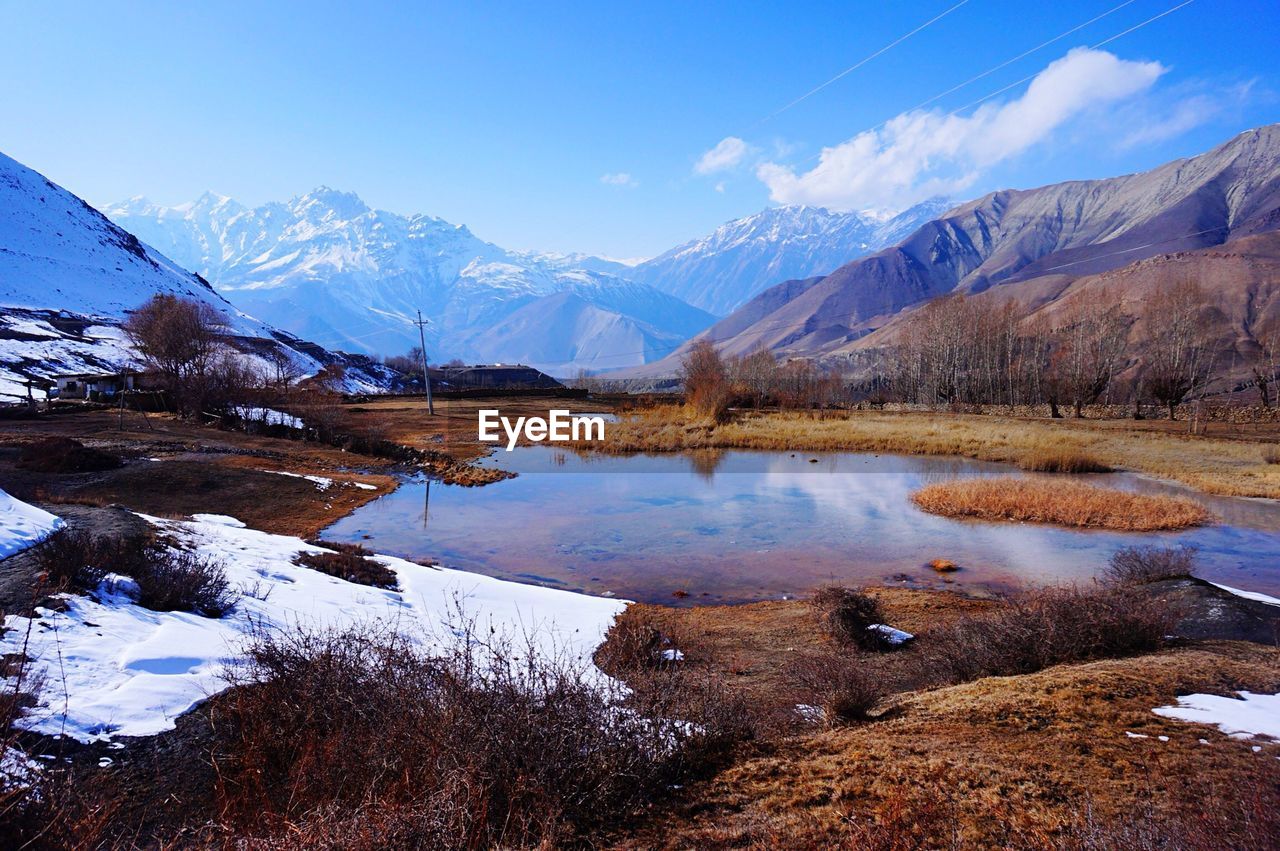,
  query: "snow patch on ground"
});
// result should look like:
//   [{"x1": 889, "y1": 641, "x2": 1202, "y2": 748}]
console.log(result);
[
  {"x1": 260, "y1": 470, "x2": 333, "y2": 490},
  {"x1": 1211, "y1": 582, "x2": 1280, "y2": 607},
  {"x1": 0, "y1": 490, "x2": 64, "y2": 559},
  {"x1": 869, "y1": 624, "x2": 914, "y2": 645},
  {"x1": 0, "y1": 513, "x2": 627, "y2": 742},
  {"x1": 1153, "y1": 691, "x2": 1280, "y2": 740},
  {"x1": 232, "y1": 406, "x2": 303, "y2": 429}
]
